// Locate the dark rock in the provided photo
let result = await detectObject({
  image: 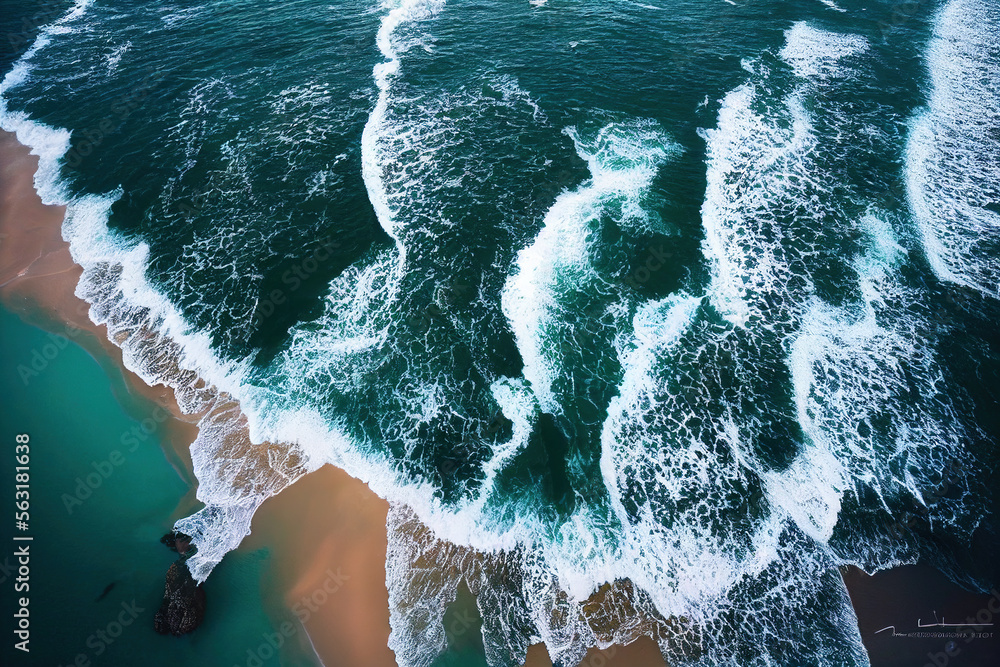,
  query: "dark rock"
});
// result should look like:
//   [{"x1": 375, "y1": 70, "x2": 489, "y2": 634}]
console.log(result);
[
  {"x1": 160, "y1": 530, "x2": 194, "y2": 557},
  {"x1": 154, "y1": 559, "x2": 206, "y2": 636}
]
